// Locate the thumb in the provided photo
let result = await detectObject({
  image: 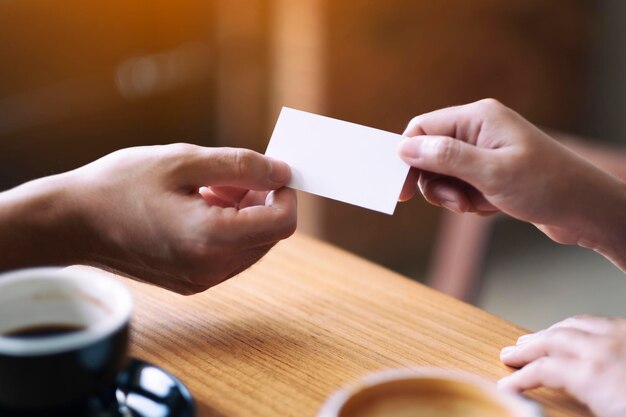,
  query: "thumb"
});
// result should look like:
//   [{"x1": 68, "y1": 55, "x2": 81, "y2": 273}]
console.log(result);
[
  {"x1": 399, "y1": 135, "x2": 488, "y2": 187},
  {"x1": 176, "y1": 147, "x2": 291, "y2": 191}
]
